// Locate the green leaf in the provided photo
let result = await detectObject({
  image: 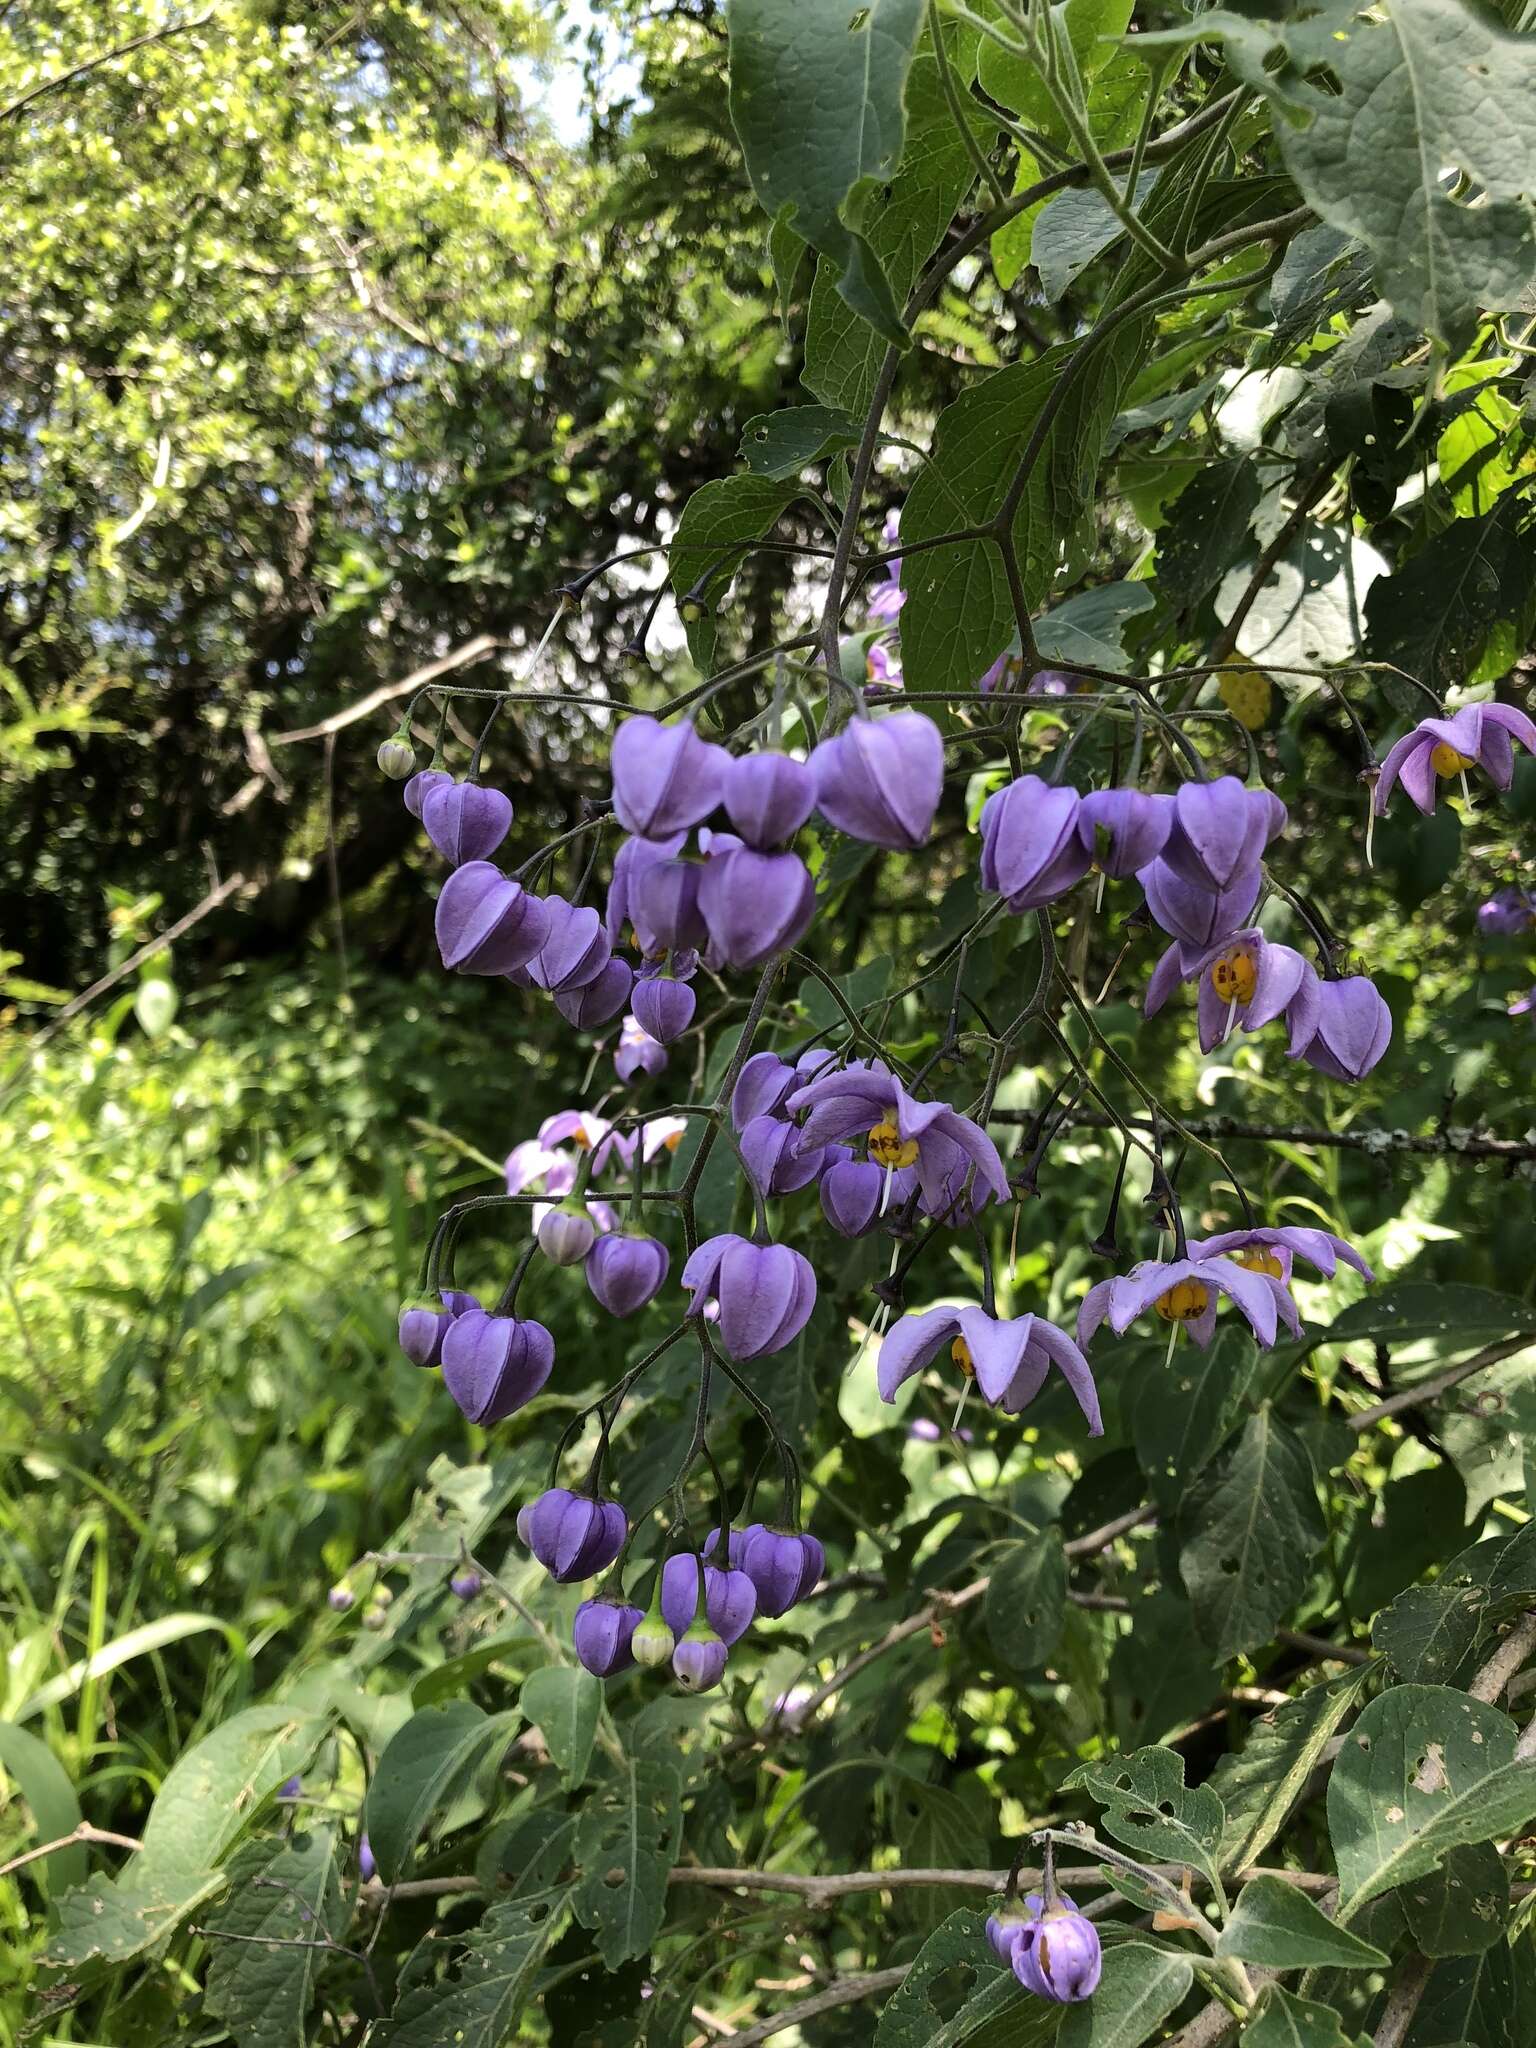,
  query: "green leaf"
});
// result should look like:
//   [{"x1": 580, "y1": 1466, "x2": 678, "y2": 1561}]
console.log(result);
[
  {"x1": 1400, "y1": 1839, "x2": 1509, "y2": 1957},
  {"x1": 1373, "y1": 1581, "x2": 1486, "y2": 1685},
  {"x1": 1179, "y1": 1407, "x2": 1325, "y2": 1662},
  {"x1": 1063, "y1": 1745, "x2": 1225, "y2": 1896},
  {"x1": 1328, "y1": 1683, "x2": 1536, "y2": 1912},
  {"x1": 727, "y1": 0, "x2": 927, "y2": 348},
  {"x1": 45, "y1": 1867, "x2": 228, "y2": 1968},
  {"x1": 571, "y1": 1755, "x2": 683, "y2": 1967},
  {"x1": 366, "y1": 1702, "x2": 514, "y2": 1884},
  {"x1": 521, "y1": 1665, "x2": 601, "y2": 1790},
  {"x1": 738, "y1": 405, "x2": 863, "y2": 478},
  {"x1": 1033, "y1": 581, "x2": 1155, "y2": 675},
  {"x1": 1240, "y1": 1985, "x2": 1357, "y2": 2048},
  {"x1": 0, "y1": 1721, "x2": 85, "y2": 1898},
  {"x1": 1132, "y1": 1326, "x2": 1255, "y2": 1512},
  {"x1": 204, "y1": 1831, "x2": 343, "y2": 2048},
  {"x1": 977, "y1": 0, "x2": 1134, "y2": 143},
  {"x1": 983, "y1": 1528, "x2": 1067, "y2": 1668},
  {"x1": 668, "y1": 476, "x2": 802, "y2": 672},
  {"x1": 140, "y1": 1706, "x2": 325, "y2": 1883},
  {"x1": 1405, "y1": 1936, "x2": 1536, "y2": 2047},
  {"x1": 1216, "y1": 1875, "x2": 1388, "y2": 1971},
  {"x1": 1056, "y1": 1940, "x2": 1192, "y2": 2048},
  {"x1": 802, "y1": 18, "x2": 987, "y2": 410},
  {"x1": 1314, "y1": 1281, "x2": 1536, "y2": 1357},
  {"x1": 873, "y1": 1908, "x2": 1043, "y2": 2048},
  {"x1": 1364, "y1": 498, "x2": 1536, "y2": 705},
  {"x1": 900, "y1": 331, "x2": 1147, "y2": 691},
  {"x1": 1343, "y1": 1464, "x2": 1467, "y2": 1620},
  {"x1": 1154, "y1": 459, "x2": 1263, "y2": 612},
  {"x1": 373, "y1": 1889, "x2": 572, "y2": 2047},
  {"x1": 1031, "y1": 176, "x2": 1157, "y2": 303},
  {"x1": 1210, "y1": 1663, "x2": 1376, "y2": 1873},
  {"x1": 1110, "y1": 1591, "x2": 1219, "y2": 1746}
]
